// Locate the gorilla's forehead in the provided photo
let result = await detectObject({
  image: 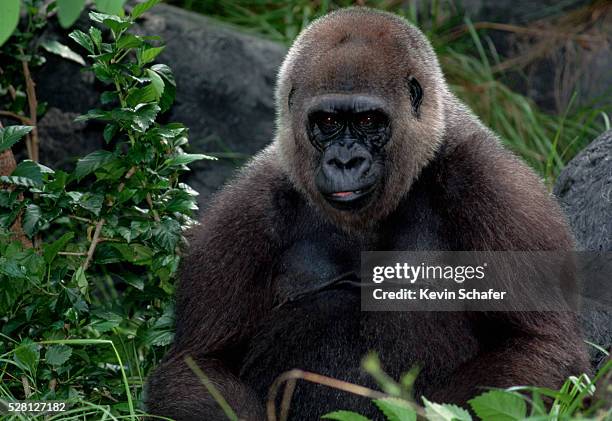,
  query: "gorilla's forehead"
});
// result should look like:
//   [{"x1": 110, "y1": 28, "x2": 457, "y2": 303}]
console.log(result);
[{"x1": 289, "y1": 12, "x2": 430, "y2": 98}]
